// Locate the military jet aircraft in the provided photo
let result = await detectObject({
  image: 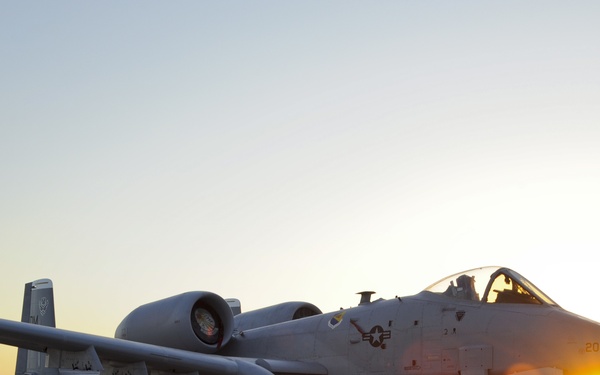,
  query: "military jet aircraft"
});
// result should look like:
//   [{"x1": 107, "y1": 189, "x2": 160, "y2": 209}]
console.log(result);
[{"x1": 1, "y1": 266, "x2": 600, "y2": 375}]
